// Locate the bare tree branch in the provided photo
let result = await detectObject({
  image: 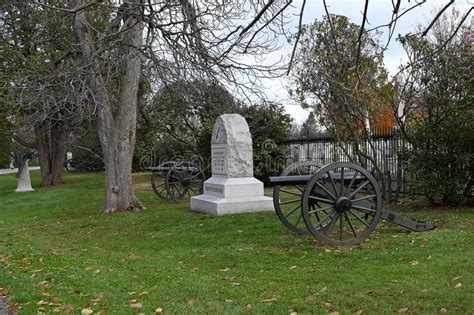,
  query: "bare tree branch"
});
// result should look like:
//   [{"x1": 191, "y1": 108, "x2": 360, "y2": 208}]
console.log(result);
[
  {"x1": 394, "y1": 7, "x2": 473, "y2": 78},
  {"x1": 421, "y1": 0, "x2": 455, "y2": 36},
  {"x1": 240, "y1": 0, "x2": 275, "y2": 37},
  {"x1": 287, "y1": 0, "x2": 306, "y2": 75},
  {"x1": 34, "y1": 1, "x2": 104, "y2": 14},
  {"x1": 355, "y1": 0, "x2": 369, "y2": 69}
]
